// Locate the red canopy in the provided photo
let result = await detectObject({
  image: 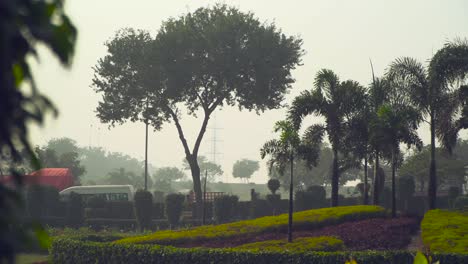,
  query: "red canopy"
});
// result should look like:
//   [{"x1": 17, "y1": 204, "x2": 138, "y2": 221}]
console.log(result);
[{"x1": 0, "y1": 168, "x2": 74, "y2": 191}]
